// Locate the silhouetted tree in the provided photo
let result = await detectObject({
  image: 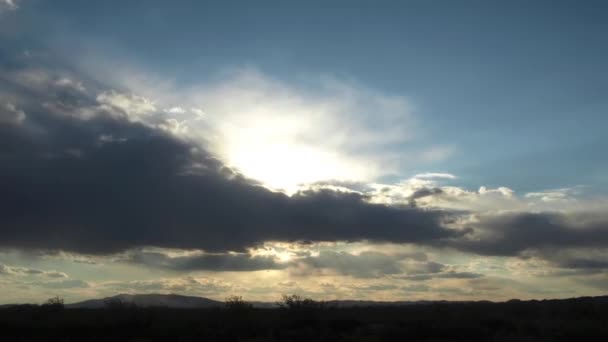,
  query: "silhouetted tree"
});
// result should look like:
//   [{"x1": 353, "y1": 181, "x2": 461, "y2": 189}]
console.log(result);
[
  {"x1": 42, "y1": 296, "x2": 64, "y2": 312},
  {"x1": 277, "y1": 294, "x2": 325, "y2": 326},
  {"x1": 277, "y1": 294, "x2": 323, "y2": 311},
  {"x1": 225, "y1": 295, "x2": 253, "y2": 311}
]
